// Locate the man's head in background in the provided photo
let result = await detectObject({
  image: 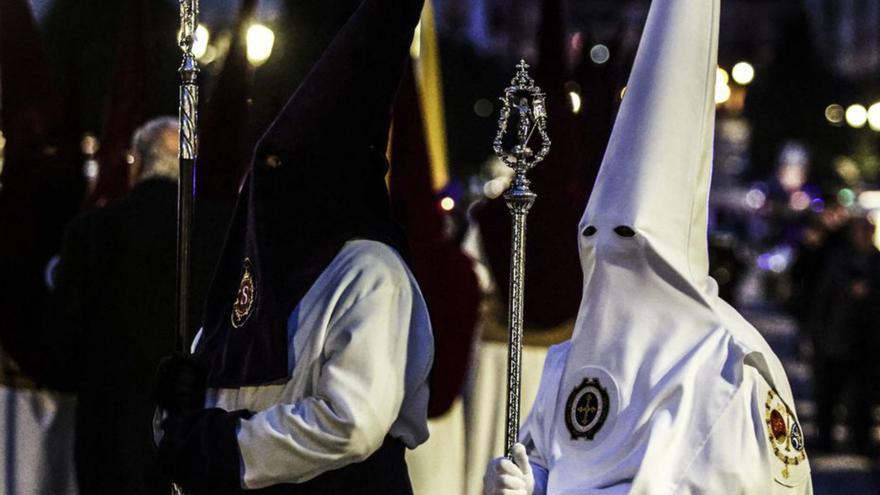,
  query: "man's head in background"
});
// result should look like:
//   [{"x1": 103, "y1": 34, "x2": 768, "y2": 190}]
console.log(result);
[{"x1": 129, "y1": 117, "x2": 179, "y2": 186}]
